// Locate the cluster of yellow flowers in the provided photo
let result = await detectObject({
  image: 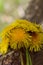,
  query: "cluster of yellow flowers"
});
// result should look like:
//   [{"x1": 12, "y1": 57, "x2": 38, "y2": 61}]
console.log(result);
[{"x1": 0, "y1": 20, "x2": 43, "y2": 54}]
